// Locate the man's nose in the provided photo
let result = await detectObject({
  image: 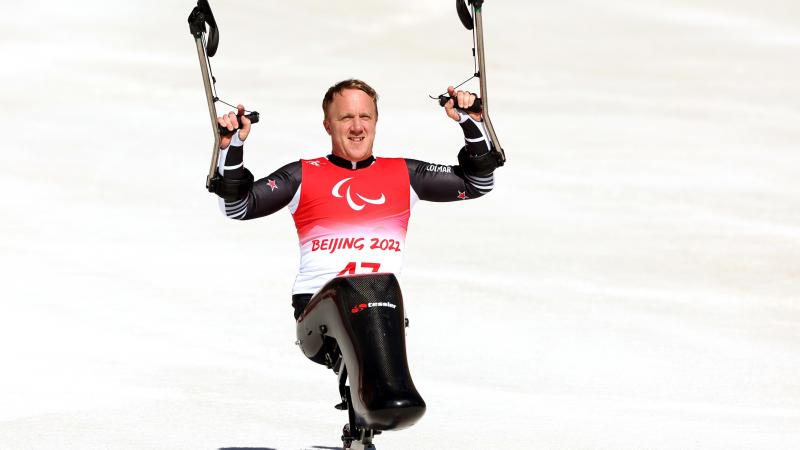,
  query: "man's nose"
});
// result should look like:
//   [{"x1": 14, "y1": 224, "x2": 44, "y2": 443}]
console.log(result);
[{"x1": 351, "y1": 117, "x2": 364, "y2": 133}]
